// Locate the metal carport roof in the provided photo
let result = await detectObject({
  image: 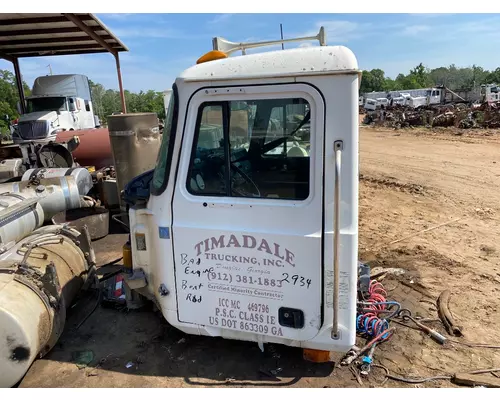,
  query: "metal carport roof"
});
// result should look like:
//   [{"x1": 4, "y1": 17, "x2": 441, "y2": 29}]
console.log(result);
[{"x1": 0, "y1": 13, "x2": 129, "y2": 113}]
